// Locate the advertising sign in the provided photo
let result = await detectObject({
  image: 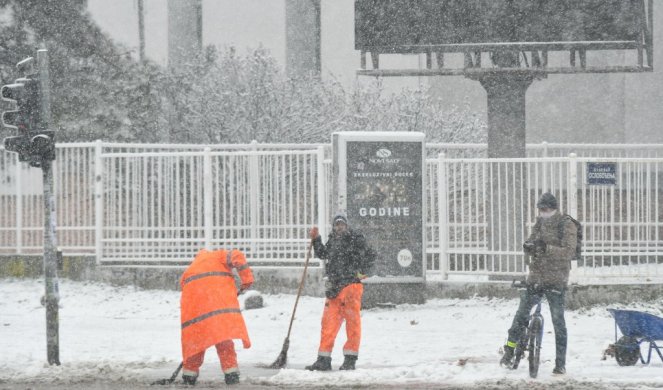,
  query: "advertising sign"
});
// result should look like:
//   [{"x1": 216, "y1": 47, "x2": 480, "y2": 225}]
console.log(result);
[{"x1": 334, "y1": 132, "x2": 425, "y2": 281}]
